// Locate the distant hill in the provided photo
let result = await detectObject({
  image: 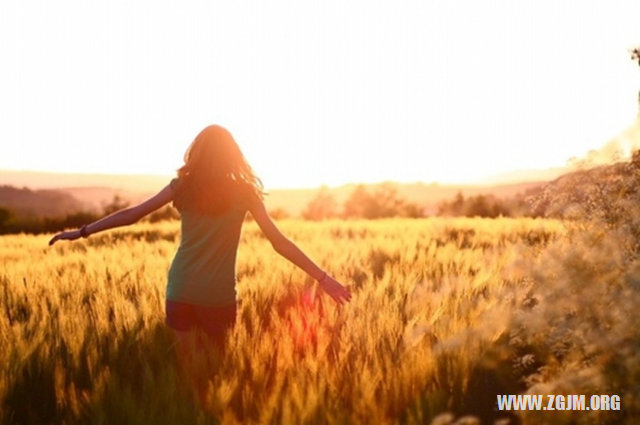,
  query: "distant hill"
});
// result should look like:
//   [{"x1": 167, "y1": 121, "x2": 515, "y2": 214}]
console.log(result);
[
  {"x1": 0, "y1": 170, "x2": 550, "y2": 218},
  {"x1": 62, "y1": 187, "x2": 152, "y2": 212},
  {"x1": 4, "y1": 119, "x2": 639, "y2": 220},
  {"x1": 0, "y1": 170, "x2": 173, "y2": 193},
  {"x1": 0, "y1": 170, "x2": 171, "y2": 217},
  {"x1": 520, "y1": 160, "x2": 633, "y2": 218},
  {"x1": 0, "y1": 185, "x2": 88, "y2": 218},
  {"x1": 5, "y1": 160, "x2": 637, "y2": 221}
]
